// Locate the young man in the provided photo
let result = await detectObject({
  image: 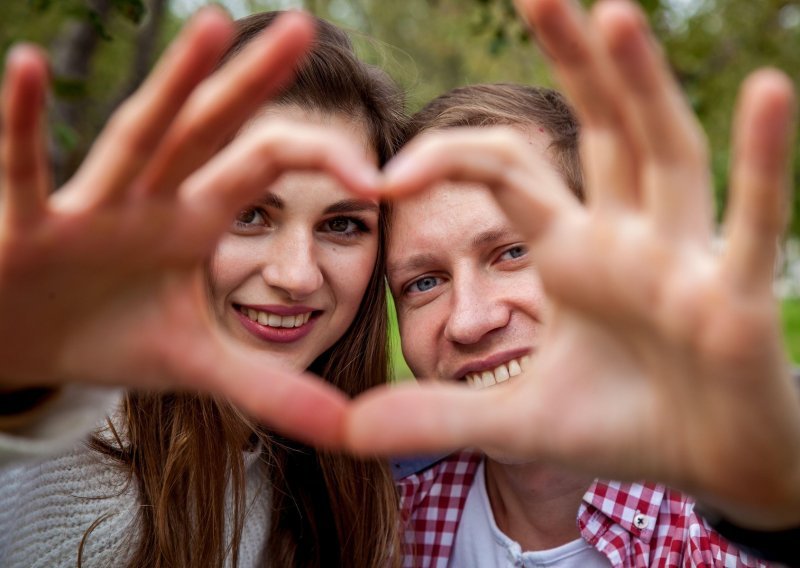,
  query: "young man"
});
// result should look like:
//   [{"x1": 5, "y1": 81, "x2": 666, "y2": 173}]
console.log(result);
[
  {"x1": 349, "y1": 0, "x2": 800, "y2": 564},
  {"x1": 387, "y1": 82, "x2": 776, "y2": 567}
]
